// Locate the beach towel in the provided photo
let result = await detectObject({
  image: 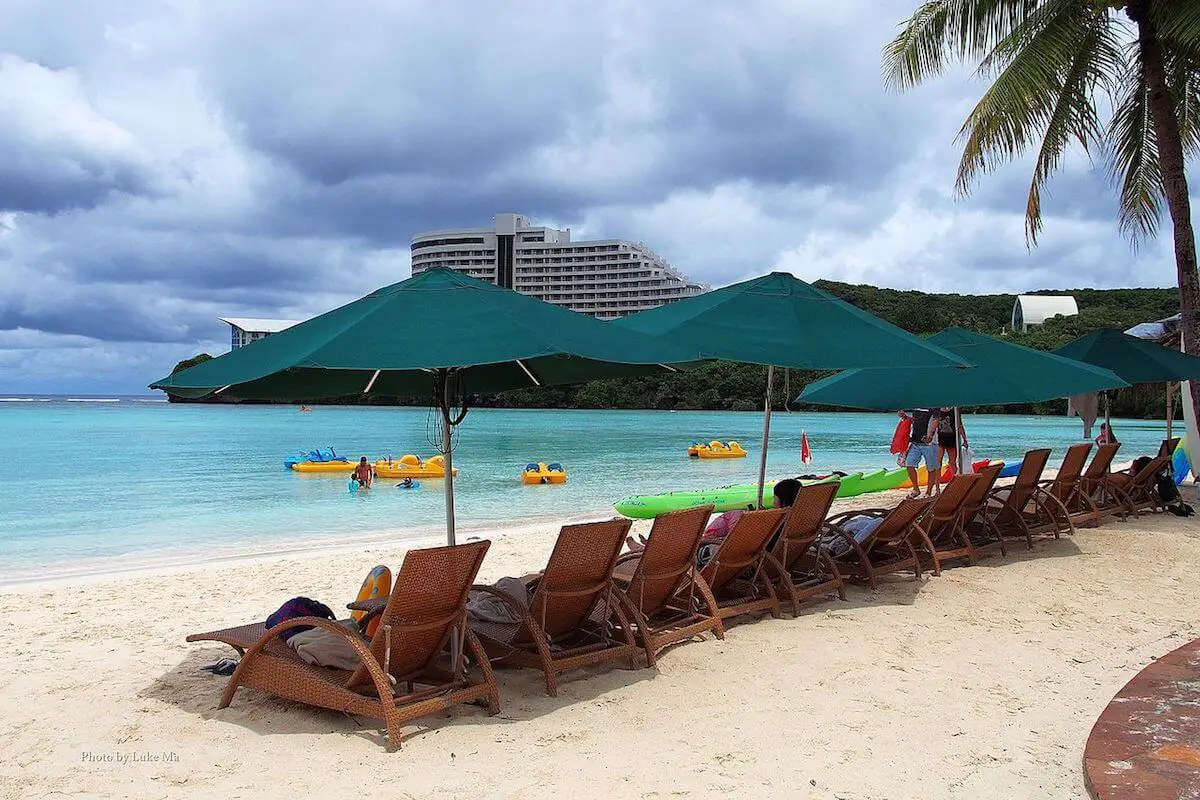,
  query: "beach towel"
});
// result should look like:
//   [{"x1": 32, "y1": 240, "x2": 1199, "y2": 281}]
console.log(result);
[
  {"x1": 467, "y1": 577, "x2": 530, "y2": 624},
  {"x1": 823, "y1": 516, "x2": 883, "y2": 558},
  {"x1": 288, "y1": 620, "x2": 361, "y2": 671},
  {"x1": 1068, "y1": 393, "x2": 1100, "y2": 440}
]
